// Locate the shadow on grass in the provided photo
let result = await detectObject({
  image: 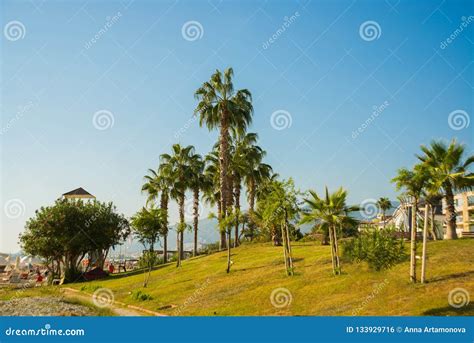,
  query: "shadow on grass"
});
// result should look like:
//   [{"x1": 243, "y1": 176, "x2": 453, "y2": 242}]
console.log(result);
[
  {"x1": 428, "y1": 270, "x2": 474, "y2": 283},
  {"x1": 423, "y1": 304, "x2": 474, "y2": 316}
]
